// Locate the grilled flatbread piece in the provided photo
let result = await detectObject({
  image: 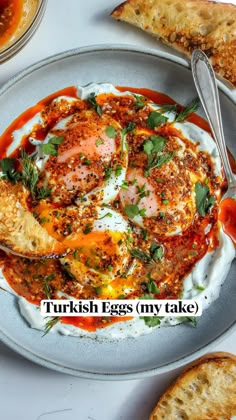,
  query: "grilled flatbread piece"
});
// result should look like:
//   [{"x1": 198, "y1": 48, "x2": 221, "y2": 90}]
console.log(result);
[
  {"x1": 150, "y1": 352, "x2": 236, "y2": 420},
  {"x1": 111, "y1": 0, "x2": 236, "y2": 86},
  {"x1": 0, "y1": 179, "x2": 66, "y2": 259}
]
